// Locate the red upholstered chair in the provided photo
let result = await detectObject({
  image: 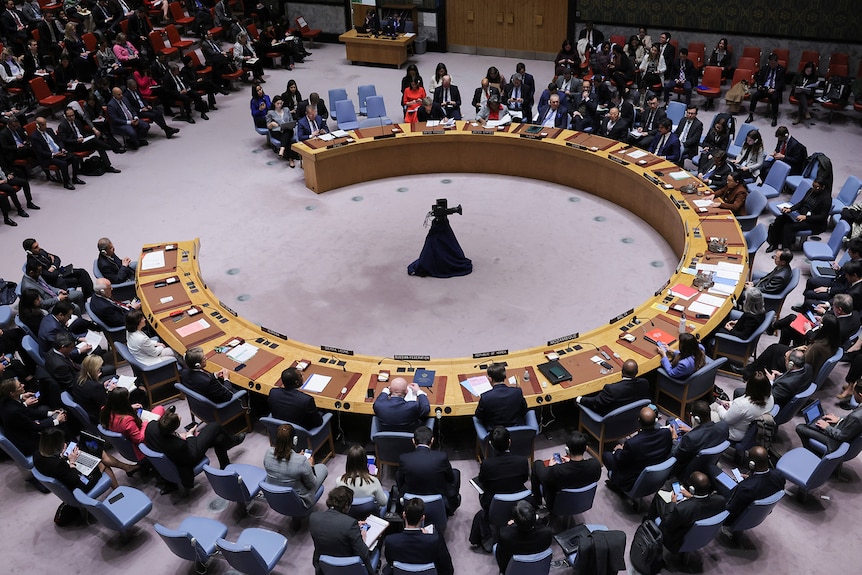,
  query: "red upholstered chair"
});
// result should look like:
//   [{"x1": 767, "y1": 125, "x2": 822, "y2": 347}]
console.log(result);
[
  {"x1": 169, "y1": 1, "x2": 195, "y2": 30},
  {"x1": 695, "y1": 66, "x2": 722, "y2": 109},
  {"x1": 741, "y1": 46, "x2": 761, "y2": 71},
  {"x1": 294, "y1": 16, "x2": 321, "y2": 48},
  {"x1": 149, "y1": 30, "x2": 178, "y2": 59},
  {"x1": 29, "y1": 76, "x2": 67, "y2": 115},
  {"x1": 165, "y1": 24, "x2": 193, "y2": 51}
]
